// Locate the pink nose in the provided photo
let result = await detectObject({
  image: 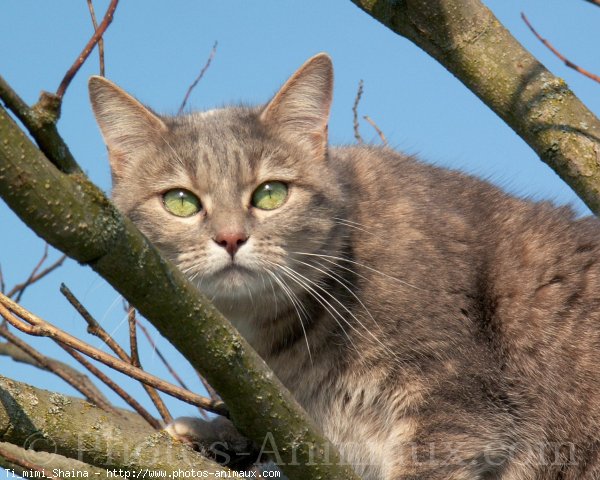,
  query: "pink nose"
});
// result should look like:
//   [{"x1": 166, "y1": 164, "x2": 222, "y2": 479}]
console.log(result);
[{"x1": 214, "y1": 231, "x2": 248, "y2": 258}]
